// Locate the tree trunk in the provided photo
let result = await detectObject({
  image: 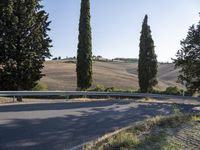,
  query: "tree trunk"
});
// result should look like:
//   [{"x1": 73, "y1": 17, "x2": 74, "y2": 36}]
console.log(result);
[
  {"x1": 17, "y1": 85, "x2": 23, "y2": 102},
  {"x1": 17, "y1": 96, "x2": 23, "y2": 102}
]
